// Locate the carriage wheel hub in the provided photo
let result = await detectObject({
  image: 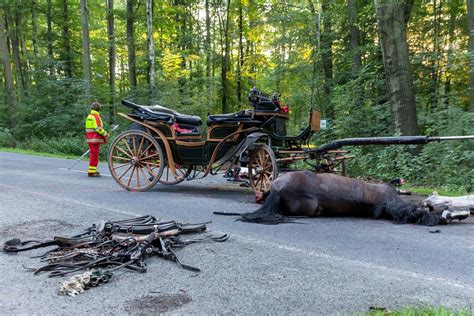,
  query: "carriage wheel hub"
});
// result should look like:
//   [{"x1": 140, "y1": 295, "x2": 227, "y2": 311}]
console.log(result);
[{"x1": 130, "y1": 157, "x2": 138, "y2": 166}]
